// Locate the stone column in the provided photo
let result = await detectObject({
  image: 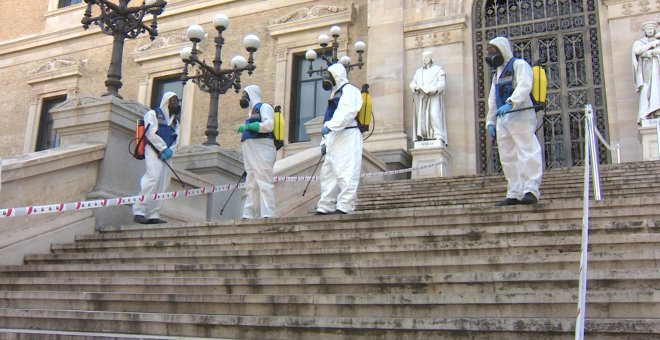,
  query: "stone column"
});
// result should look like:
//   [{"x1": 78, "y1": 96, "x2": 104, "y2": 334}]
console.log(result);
[{"x1": 366, "y1": 0, "x2": 410, "y2": 169}]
